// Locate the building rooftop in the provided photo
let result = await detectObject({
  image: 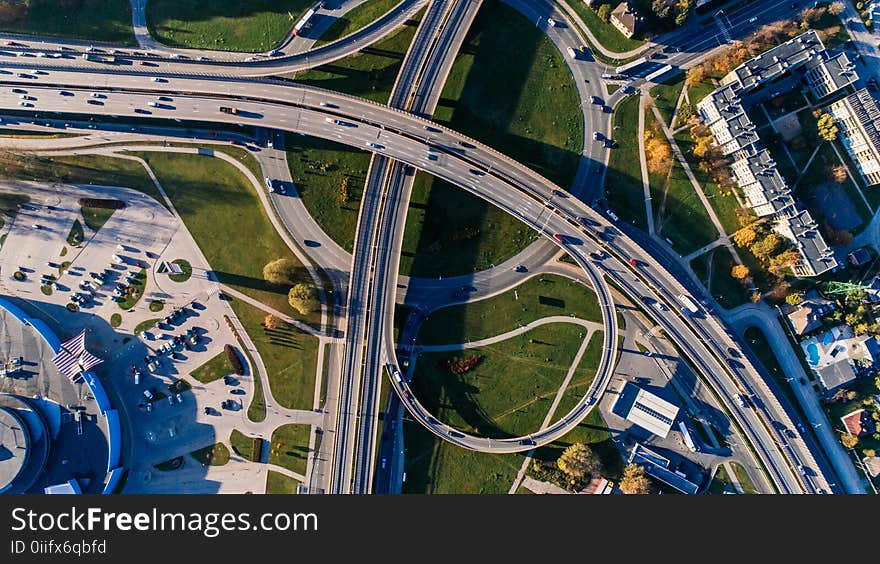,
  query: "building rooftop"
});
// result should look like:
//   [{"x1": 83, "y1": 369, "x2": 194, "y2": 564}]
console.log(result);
[
  {"x1": 732, "y1": 149, "x2": 795, "y2": 216},
  {"x1": 803, "y1": 51, "x2": 858, "y2": 99},
  {"x1": 863, "y1": 456, "x2": 880, "y2": 478},
  {"x1": 782, "y1": 291, "x2": 835, "y2": 336},
  {"x1": 610, "y1": 2, "x2": 641, "y2": 37},
  {"x1": 775, "y1": 209, "x2": 838, "y2": 277},
  {"x1": 840, "y1": 408, "x2": 876, "y2": 437},
  {"x1": 845, "y1": 88, "x2": 880, "y2": 159},
  {"x1": 614, "y1": 382, "x2": 680, "y2": 439},
  {"x1": 725, "y1": 30, "x2": 824, "y2": 90},
  {"x1": 628, "y1": 443, "x2": 702, "y2": 494},
  {"x1": 817, "y1": 360, "x2": 858, "y2": 391}
]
